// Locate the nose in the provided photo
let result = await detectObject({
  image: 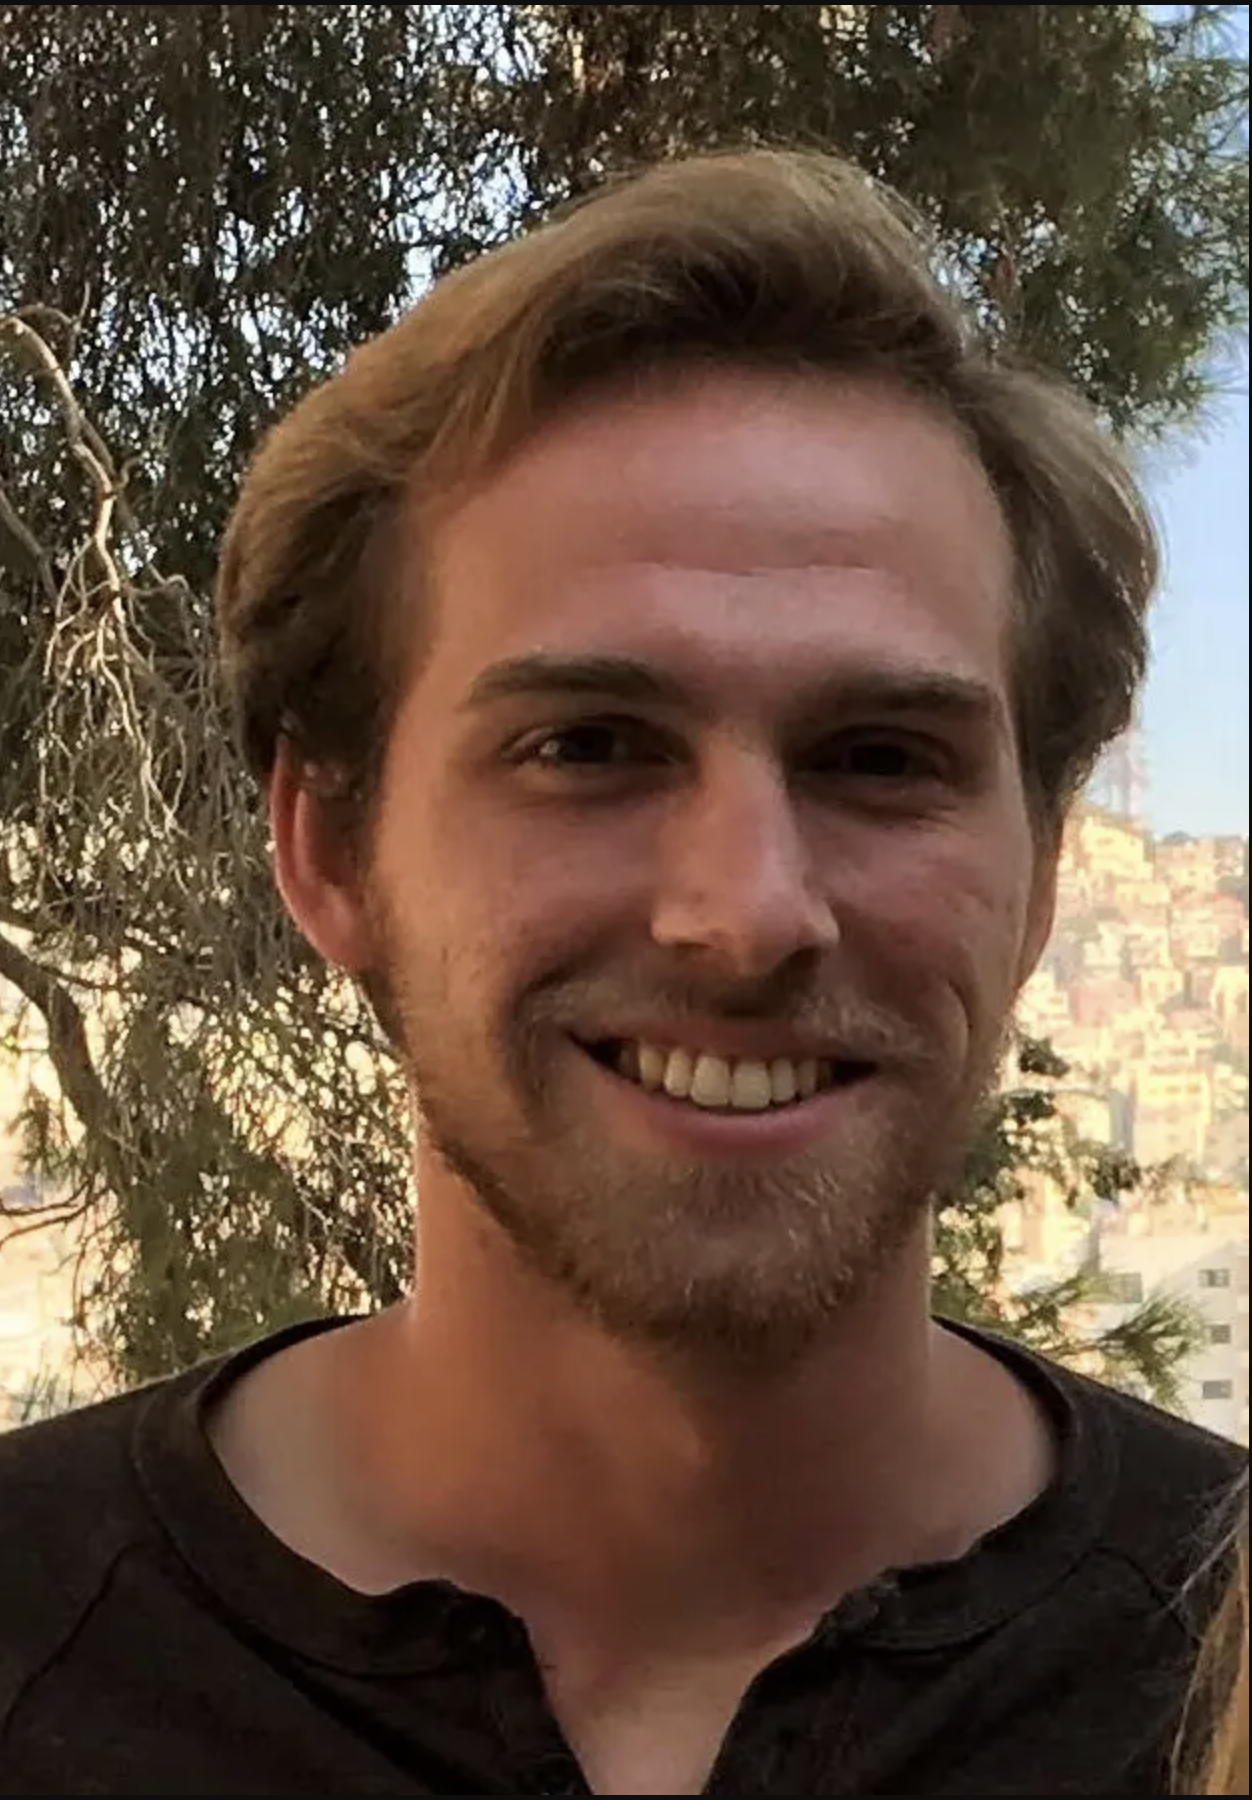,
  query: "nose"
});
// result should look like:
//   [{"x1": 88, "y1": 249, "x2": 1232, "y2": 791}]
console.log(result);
[{"x1": 650, "y1": 750, "x2": 839, "y2": 978}]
